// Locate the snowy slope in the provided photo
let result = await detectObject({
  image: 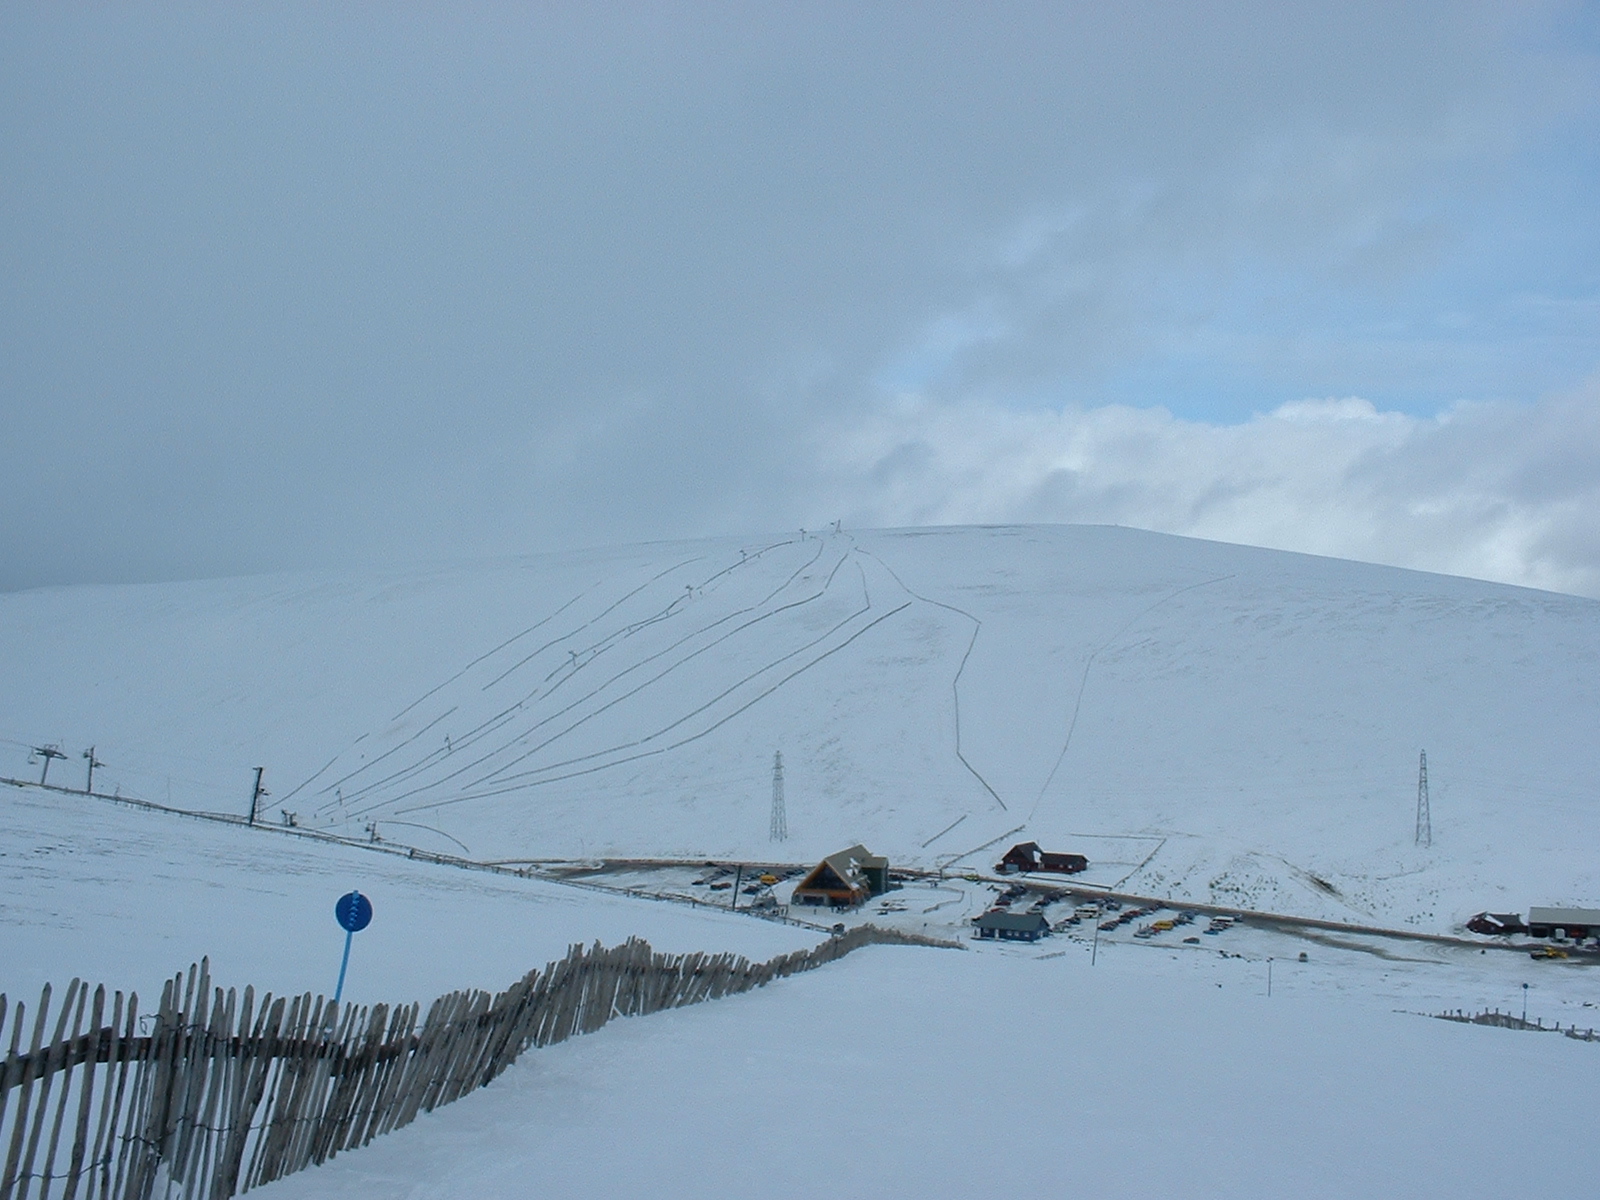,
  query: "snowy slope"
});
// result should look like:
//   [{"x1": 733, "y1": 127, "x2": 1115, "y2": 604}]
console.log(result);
[
  {"x1": 2, "y1": 525, "x2": 1596, "y2": 932},
  {"x1": 0, "y1": 781, "x2": 817, "y2": 1006},
  {"x1": 255, "y1": 945, "x2": 1600, "y2": 1200}
]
